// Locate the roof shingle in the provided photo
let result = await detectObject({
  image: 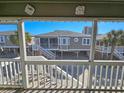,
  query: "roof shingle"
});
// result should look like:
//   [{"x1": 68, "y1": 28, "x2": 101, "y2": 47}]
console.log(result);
[{"x1": 36, "y1": 30, "x2": 83, "y2": 37}]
